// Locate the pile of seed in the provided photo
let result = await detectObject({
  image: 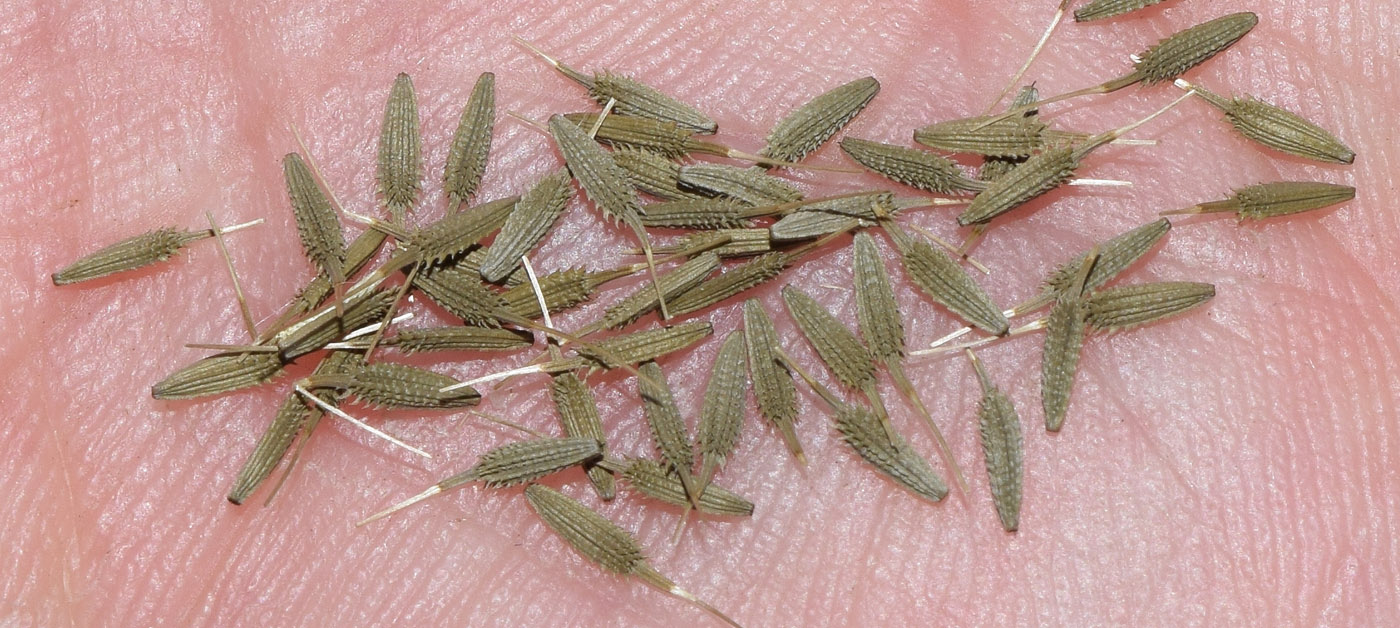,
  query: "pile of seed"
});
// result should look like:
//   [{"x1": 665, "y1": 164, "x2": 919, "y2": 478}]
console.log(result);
[{"x1": 51, "y1": 6, "x2": 1356, "y2": 626}]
